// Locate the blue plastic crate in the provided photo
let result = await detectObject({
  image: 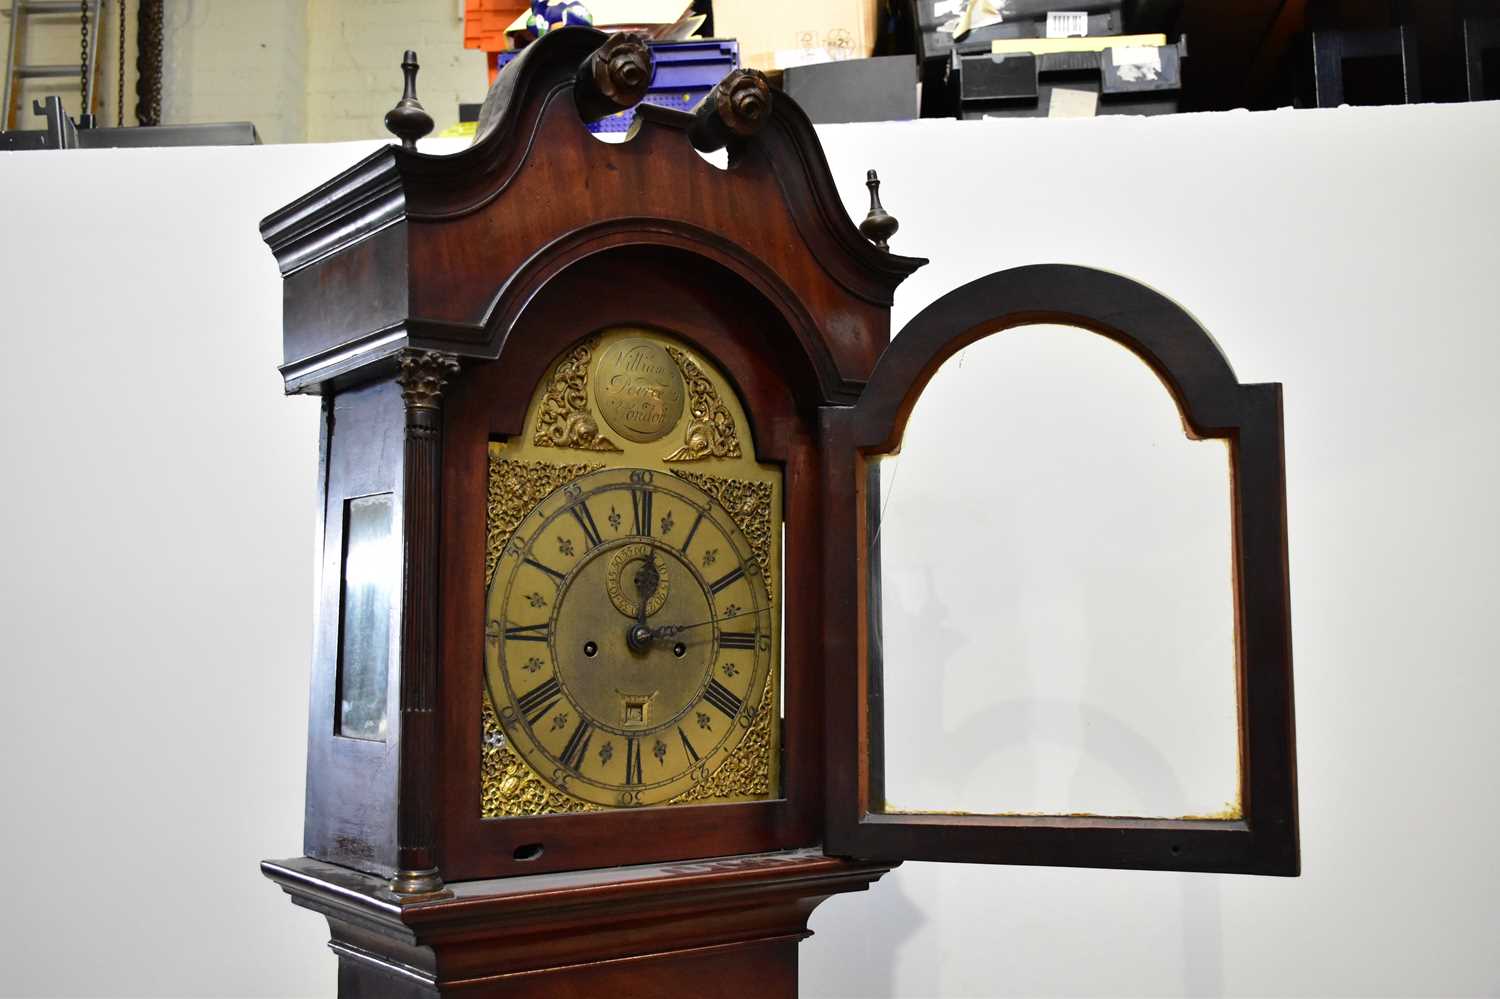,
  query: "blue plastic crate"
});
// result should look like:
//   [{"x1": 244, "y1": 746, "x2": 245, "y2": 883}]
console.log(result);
[{"x1": 495, "y1": 38, "x2": 738, "y2": 133}]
